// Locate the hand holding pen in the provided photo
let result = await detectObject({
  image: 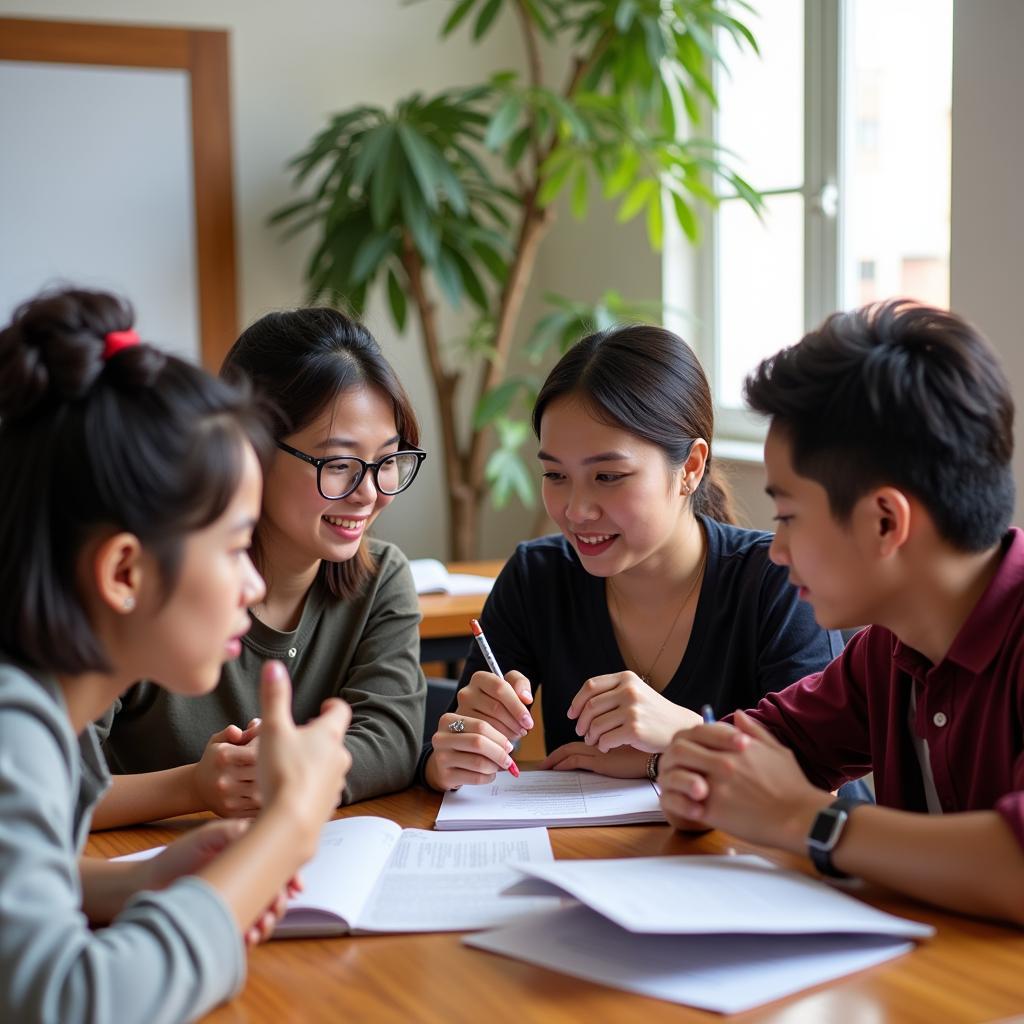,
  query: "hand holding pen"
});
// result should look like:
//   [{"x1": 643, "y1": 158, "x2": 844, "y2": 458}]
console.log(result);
[
  {"x1": 422, "y1": 619, "x2": 523, "y2": 791},
  {"x1": 451, "y1": 619, "x2": 535, "y2": 742}
]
